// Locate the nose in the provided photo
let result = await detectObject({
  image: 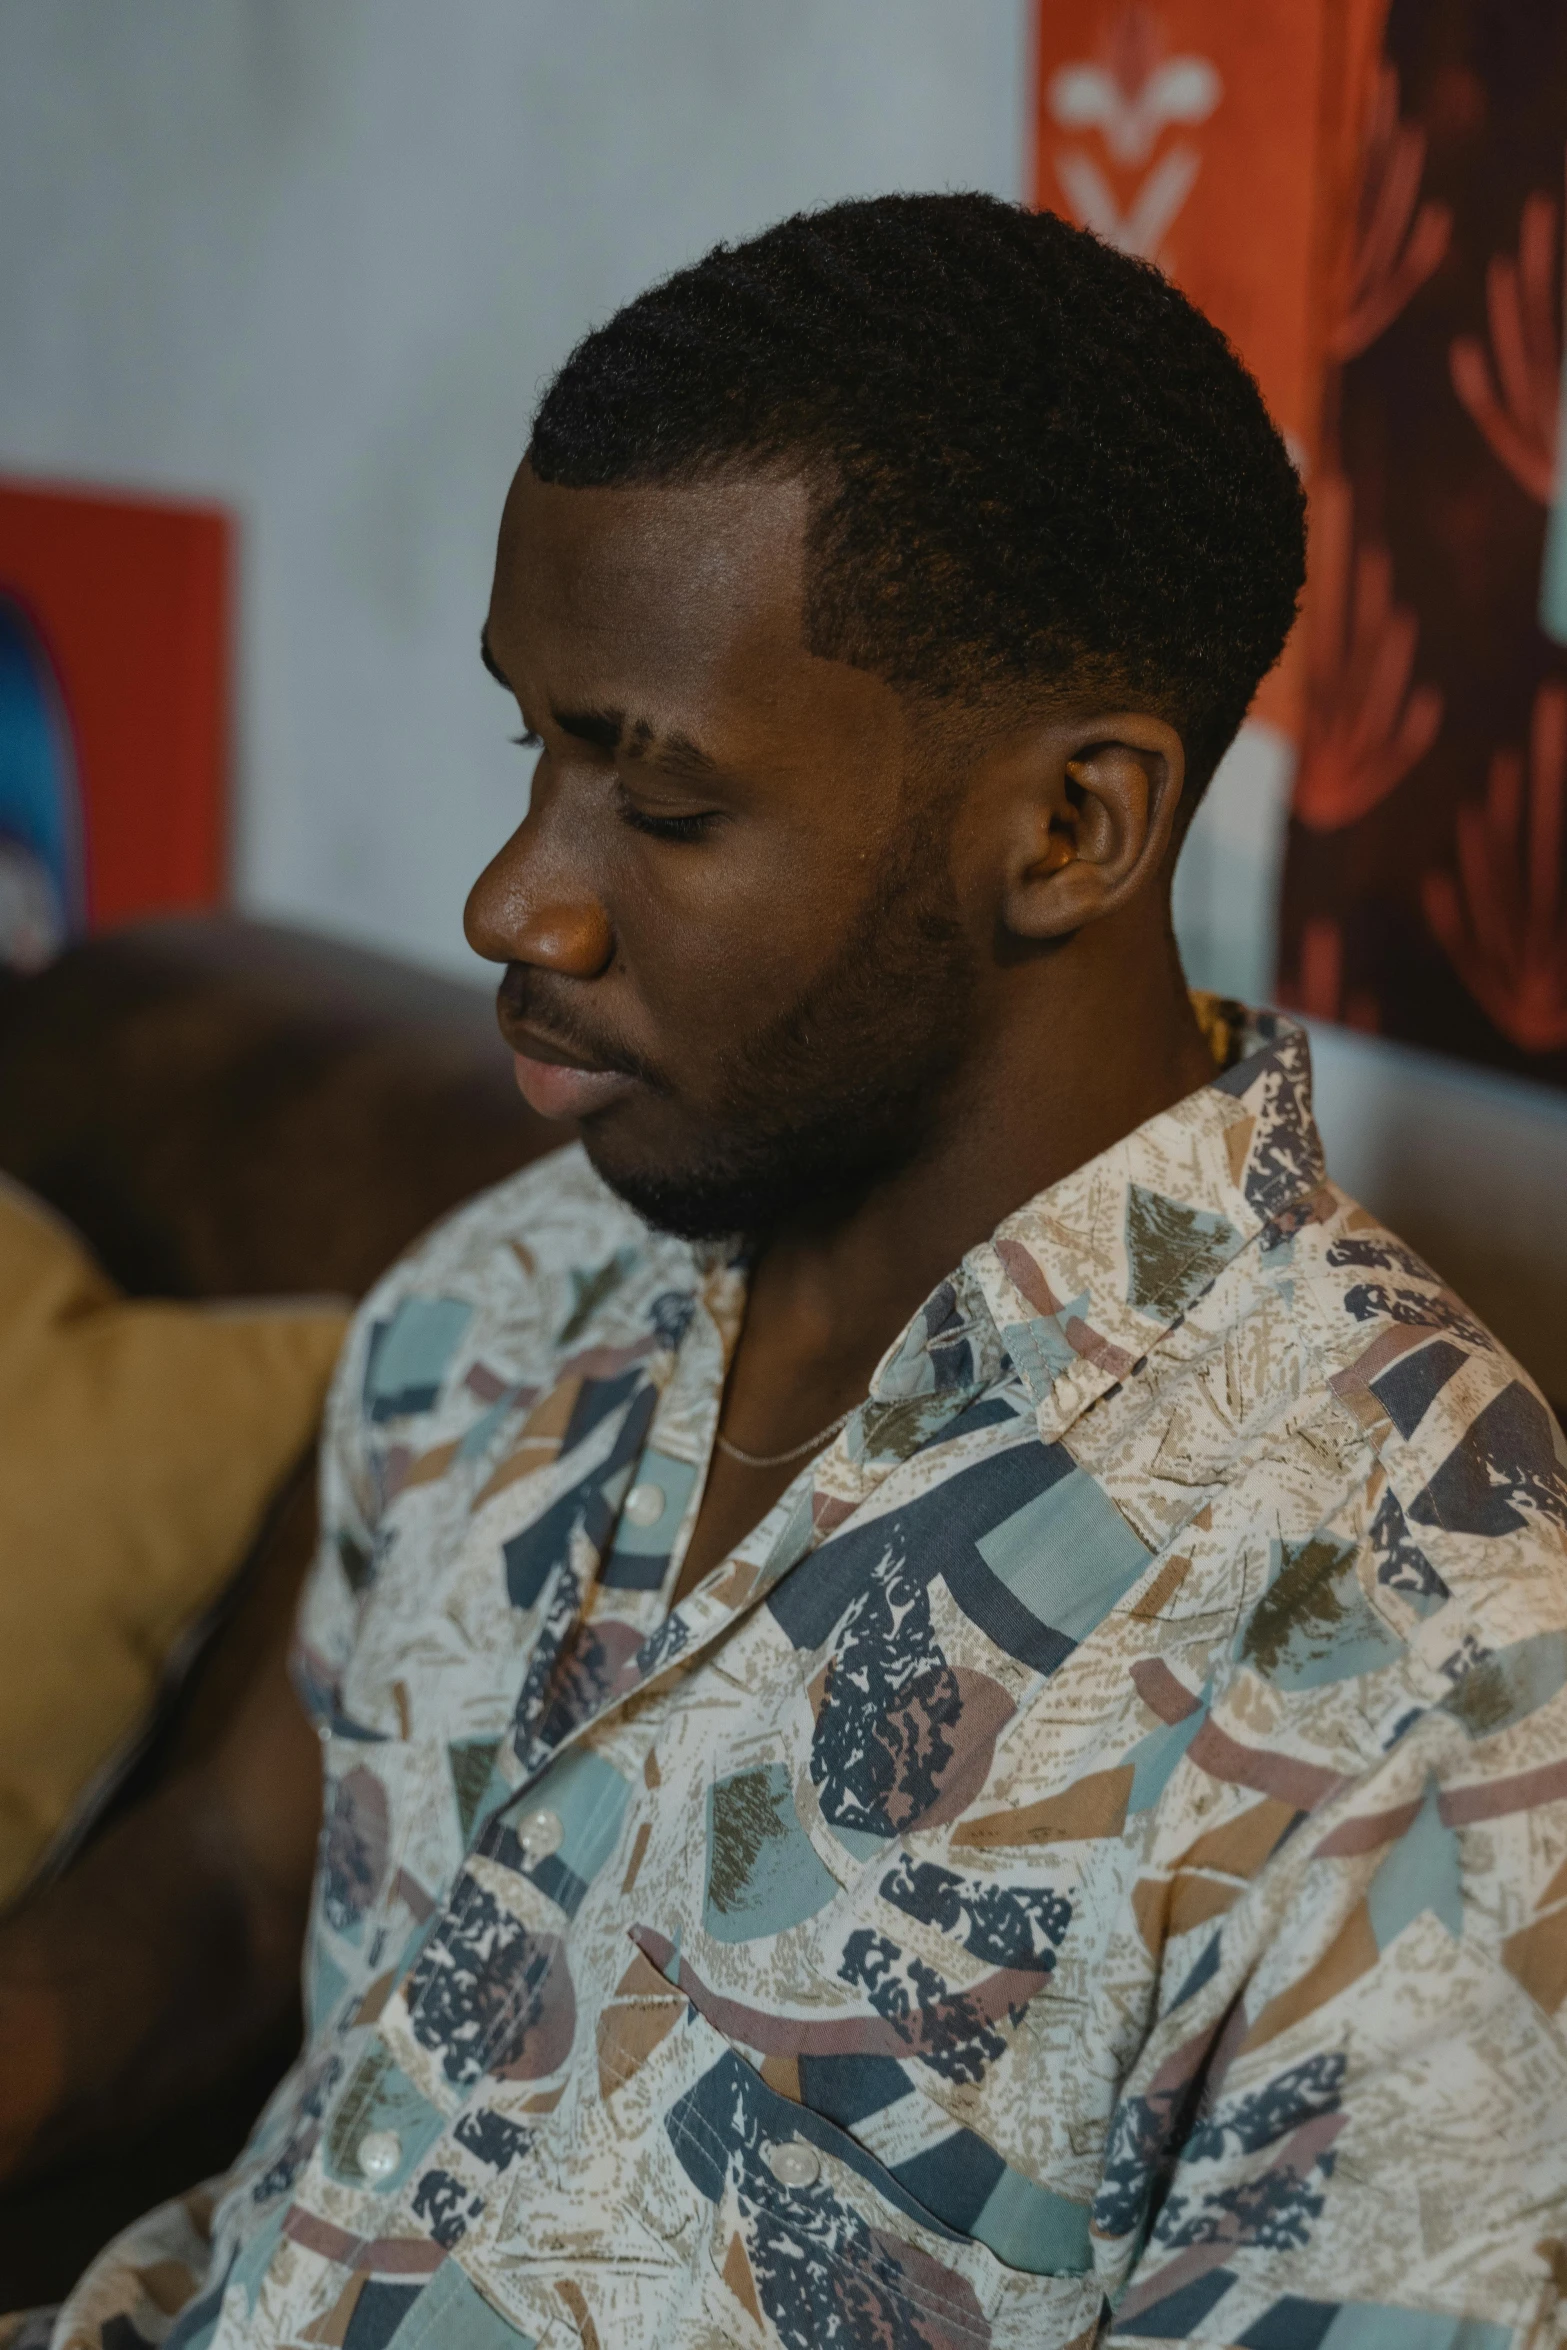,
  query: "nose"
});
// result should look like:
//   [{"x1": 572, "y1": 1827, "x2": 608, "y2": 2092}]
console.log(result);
[{"x1": 464, "y1": 807, "x2": 615, "y2": 977}]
